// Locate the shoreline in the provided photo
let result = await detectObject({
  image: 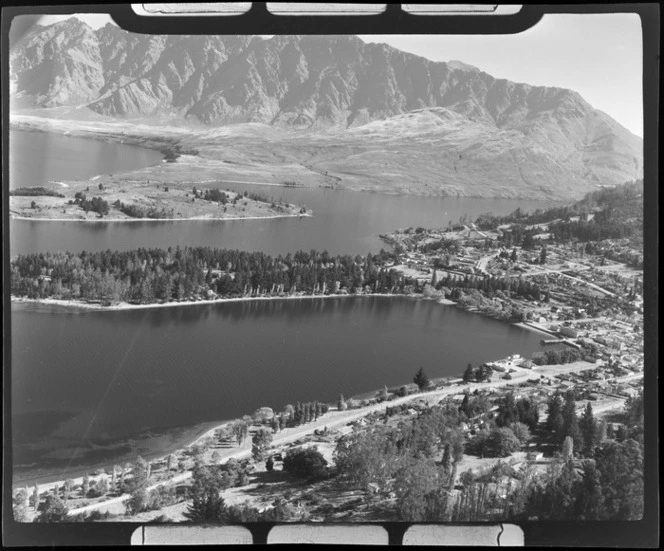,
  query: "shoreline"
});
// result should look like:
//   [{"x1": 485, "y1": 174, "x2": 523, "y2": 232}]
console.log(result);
[
  {"x1": 9, "y1": 212, "x2": 312, "y2": 223},
  {"x1": 11, "y1": 291, "x2": 550, "y2": 491},
  {"x1": 14, "y1": 355, "x2": 605, "y2": 507},
  {"x1": 10, "y1": 292, "x2": 456, "y2": 313}
]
